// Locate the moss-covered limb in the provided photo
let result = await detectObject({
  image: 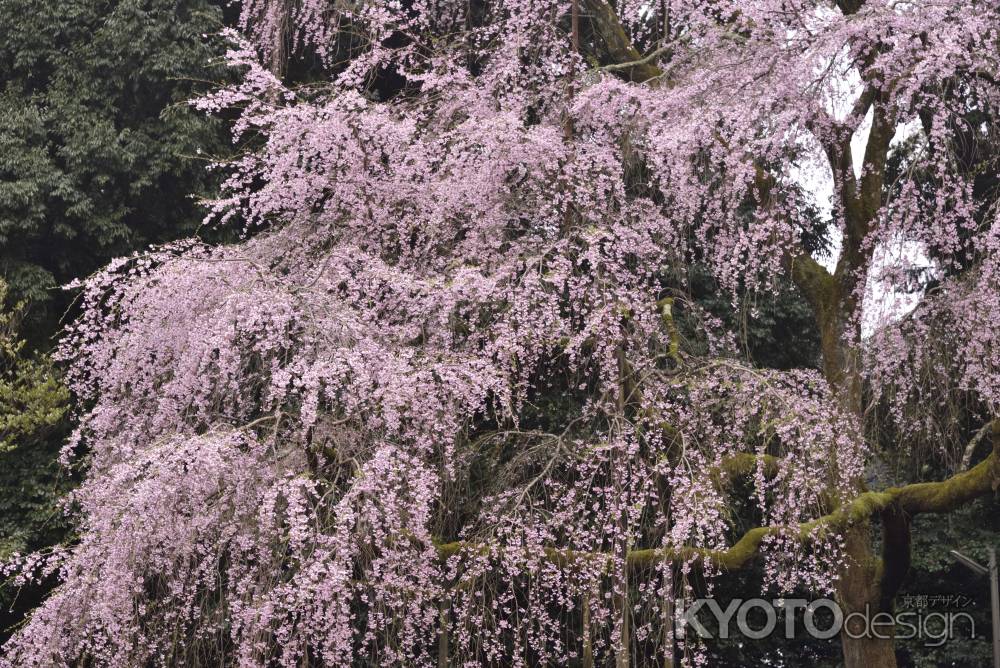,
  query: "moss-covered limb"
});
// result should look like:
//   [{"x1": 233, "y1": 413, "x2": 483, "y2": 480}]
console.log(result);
[
  {"x1": 633, "y1": 487, "x2": 888, "y2": 571},
  {"x1": 877, "y1": 423, "x2": 997, "y2": 608},
  {"x1": 433, "y1": 425, "x2": 998, "y2": 580},
  {"x1": 582, "y1": 0, "x2": 663, "y2": 82},
  {"x1": 901, "y1": 456, "x2": 997, "y2": 509},
  {"x1": 655, "y1": 297, "x2": 680, "y2": 362},
  {"x1": 695, "y1": 435, "x2": 1000, "y2": 571},
  {"x1": 627, "y1": 526, "x2": 771, "y2": 571},
  {"x1": 890, "y1": 425, "x2": 1000, "y2": 515},
  {"x1": 707, "y1": 453, "x2": 781, "y2": 492},
  {"x1": 788, "y1": 251, "x2": 836, "y2": 315}
]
